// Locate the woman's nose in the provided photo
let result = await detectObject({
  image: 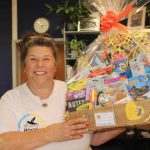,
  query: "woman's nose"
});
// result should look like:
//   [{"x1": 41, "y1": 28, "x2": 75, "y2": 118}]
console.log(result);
[{"x1": 37, "y1": 59, "x2": 44, "y2": 67}]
